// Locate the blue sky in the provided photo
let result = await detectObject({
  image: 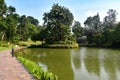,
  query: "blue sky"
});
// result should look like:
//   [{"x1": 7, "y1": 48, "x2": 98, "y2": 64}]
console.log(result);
[{"x1": 5, "y1": 0, "x2": 120, "y2": 26}]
